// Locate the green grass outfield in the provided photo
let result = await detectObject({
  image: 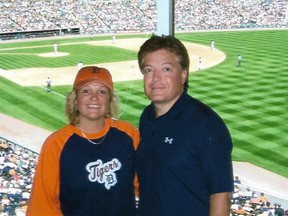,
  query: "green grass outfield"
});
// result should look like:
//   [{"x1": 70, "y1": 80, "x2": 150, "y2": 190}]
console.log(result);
[{"x1": 0, "y1": 30, "x2": 288, "y2": 178}]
